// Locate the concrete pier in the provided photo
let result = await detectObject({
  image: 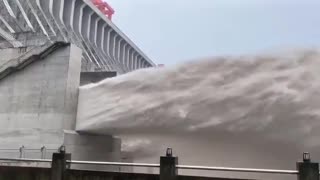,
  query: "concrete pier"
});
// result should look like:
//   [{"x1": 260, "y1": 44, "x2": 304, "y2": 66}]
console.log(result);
[
  {"x1": 0, "y1": 0, "x2": 155, "y2": 166},
  {"x1": 0, "y1": 42, "x2": 122, "y2": 164},
  {"x1": 0, "y1": 0, "x2": 155, "y2": 167}
]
